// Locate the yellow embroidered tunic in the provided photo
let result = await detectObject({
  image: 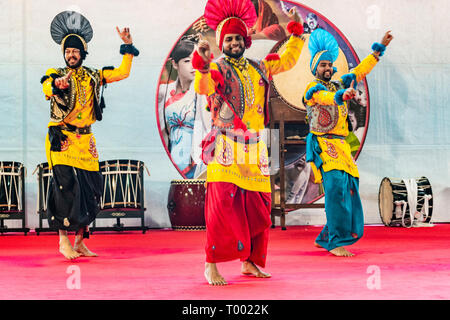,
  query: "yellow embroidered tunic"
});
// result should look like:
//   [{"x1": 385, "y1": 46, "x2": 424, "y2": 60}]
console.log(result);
[
  {"x1": 303, "y1": 54, "x2": 378, "y2": 181},
  {"x1": 195, "y1": 35, "x2": 304, "y2": 192},
  {"x1": 43, "y1": 54, "x2": 133, "y2": 171}
]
